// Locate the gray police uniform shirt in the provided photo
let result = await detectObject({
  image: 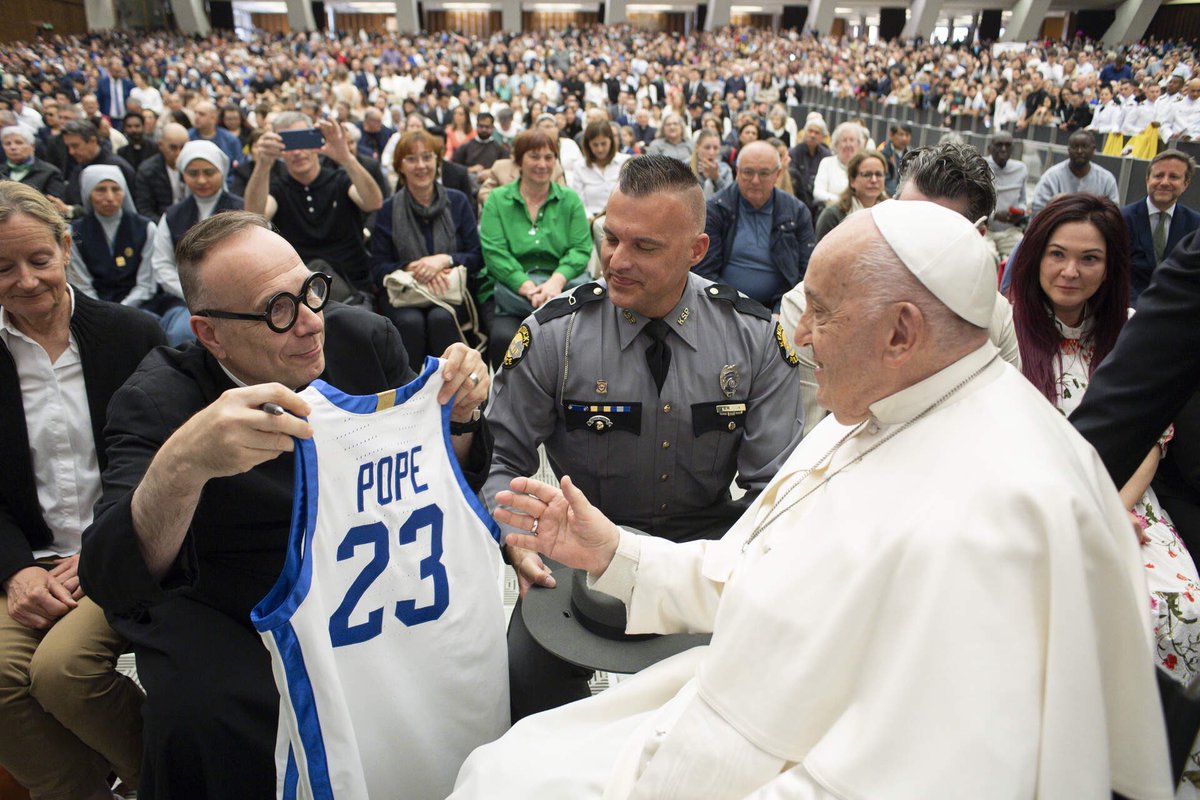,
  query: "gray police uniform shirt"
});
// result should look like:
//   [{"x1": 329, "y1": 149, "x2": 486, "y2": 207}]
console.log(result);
[{"x1": 484, "y1": 272, "x2": 805, "y2": 540}]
